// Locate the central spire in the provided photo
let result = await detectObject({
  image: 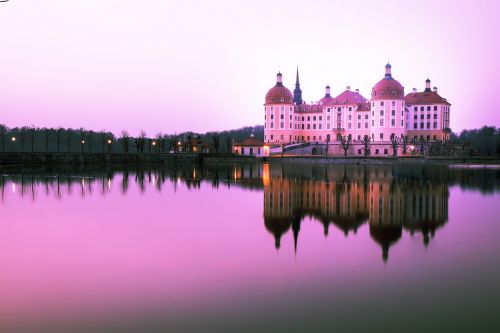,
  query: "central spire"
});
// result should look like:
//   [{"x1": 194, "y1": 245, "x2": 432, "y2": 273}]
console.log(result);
[{"x1": 293, "y1": 66, "x2": 303, "y2": 105}]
